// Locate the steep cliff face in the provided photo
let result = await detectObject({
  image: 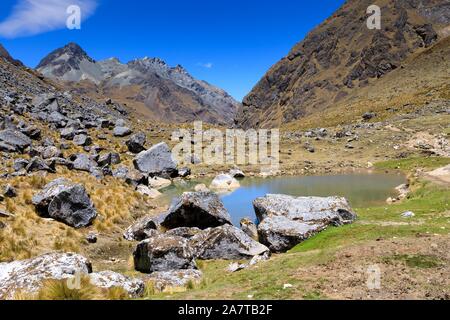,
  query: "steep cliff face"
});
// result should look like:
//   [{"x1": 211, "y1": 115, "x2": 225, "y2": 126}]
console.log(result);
[
  {"x1": 237, "y1": 0, "x2": 450, "y2": 128},
  {"x1": 37, "y1": 43, "x2": 240, "y2": 125}
]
